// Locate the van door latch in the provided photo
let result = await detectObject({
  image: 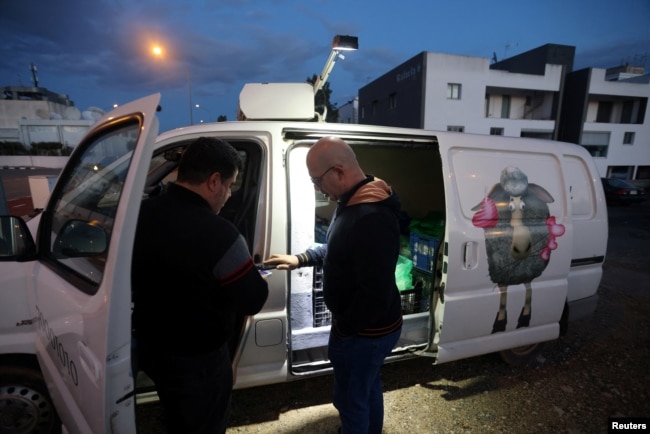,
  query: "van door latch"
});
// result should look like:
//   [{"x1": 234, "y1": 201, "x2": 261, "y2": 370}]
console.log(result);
[{"x1": 16, "y1": 317, "x2": 37, "y2": 326}]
